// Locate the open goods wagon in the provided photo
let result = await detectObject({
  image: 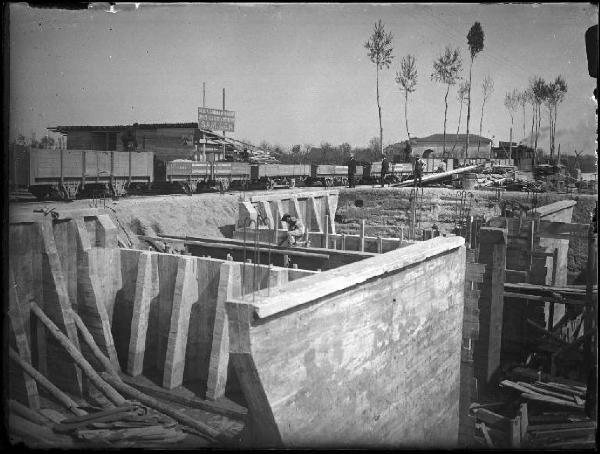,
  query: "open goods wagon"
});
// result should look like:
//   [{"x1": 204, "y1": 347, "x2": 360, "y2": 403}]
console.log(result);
[
  {"x1": 250, "y1": 164, "x2": 311, "y2": 189},
  {"x1": 25, "y1": 148, "x2": 154, "y2": 200},
  {"x1": 165, "y1": 160, "x2": 251, "y2": 193},
  {"x1": 306, "y1": 164, "x2": 362, "y2": 187}
]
